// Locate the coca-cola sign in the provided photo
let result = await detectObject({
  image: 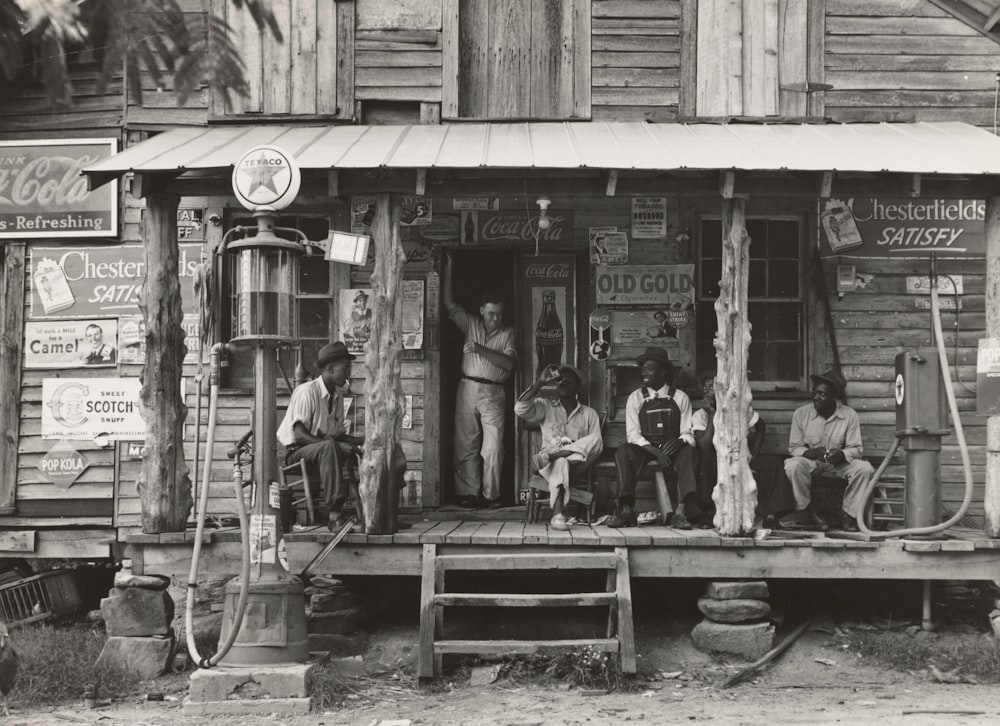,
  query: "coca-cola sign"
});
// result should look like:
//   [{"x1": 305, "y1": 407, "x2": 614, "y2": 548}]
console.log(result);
[
  {"x1": 478, "y1": 211, "x2": 572, "y2": 243},
  {"x1": 0, "y1": 139, "x2": 118, "y2": 239},
  {"x1": 524, "y1": 263, "x2": 571, "y2": 280}
]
